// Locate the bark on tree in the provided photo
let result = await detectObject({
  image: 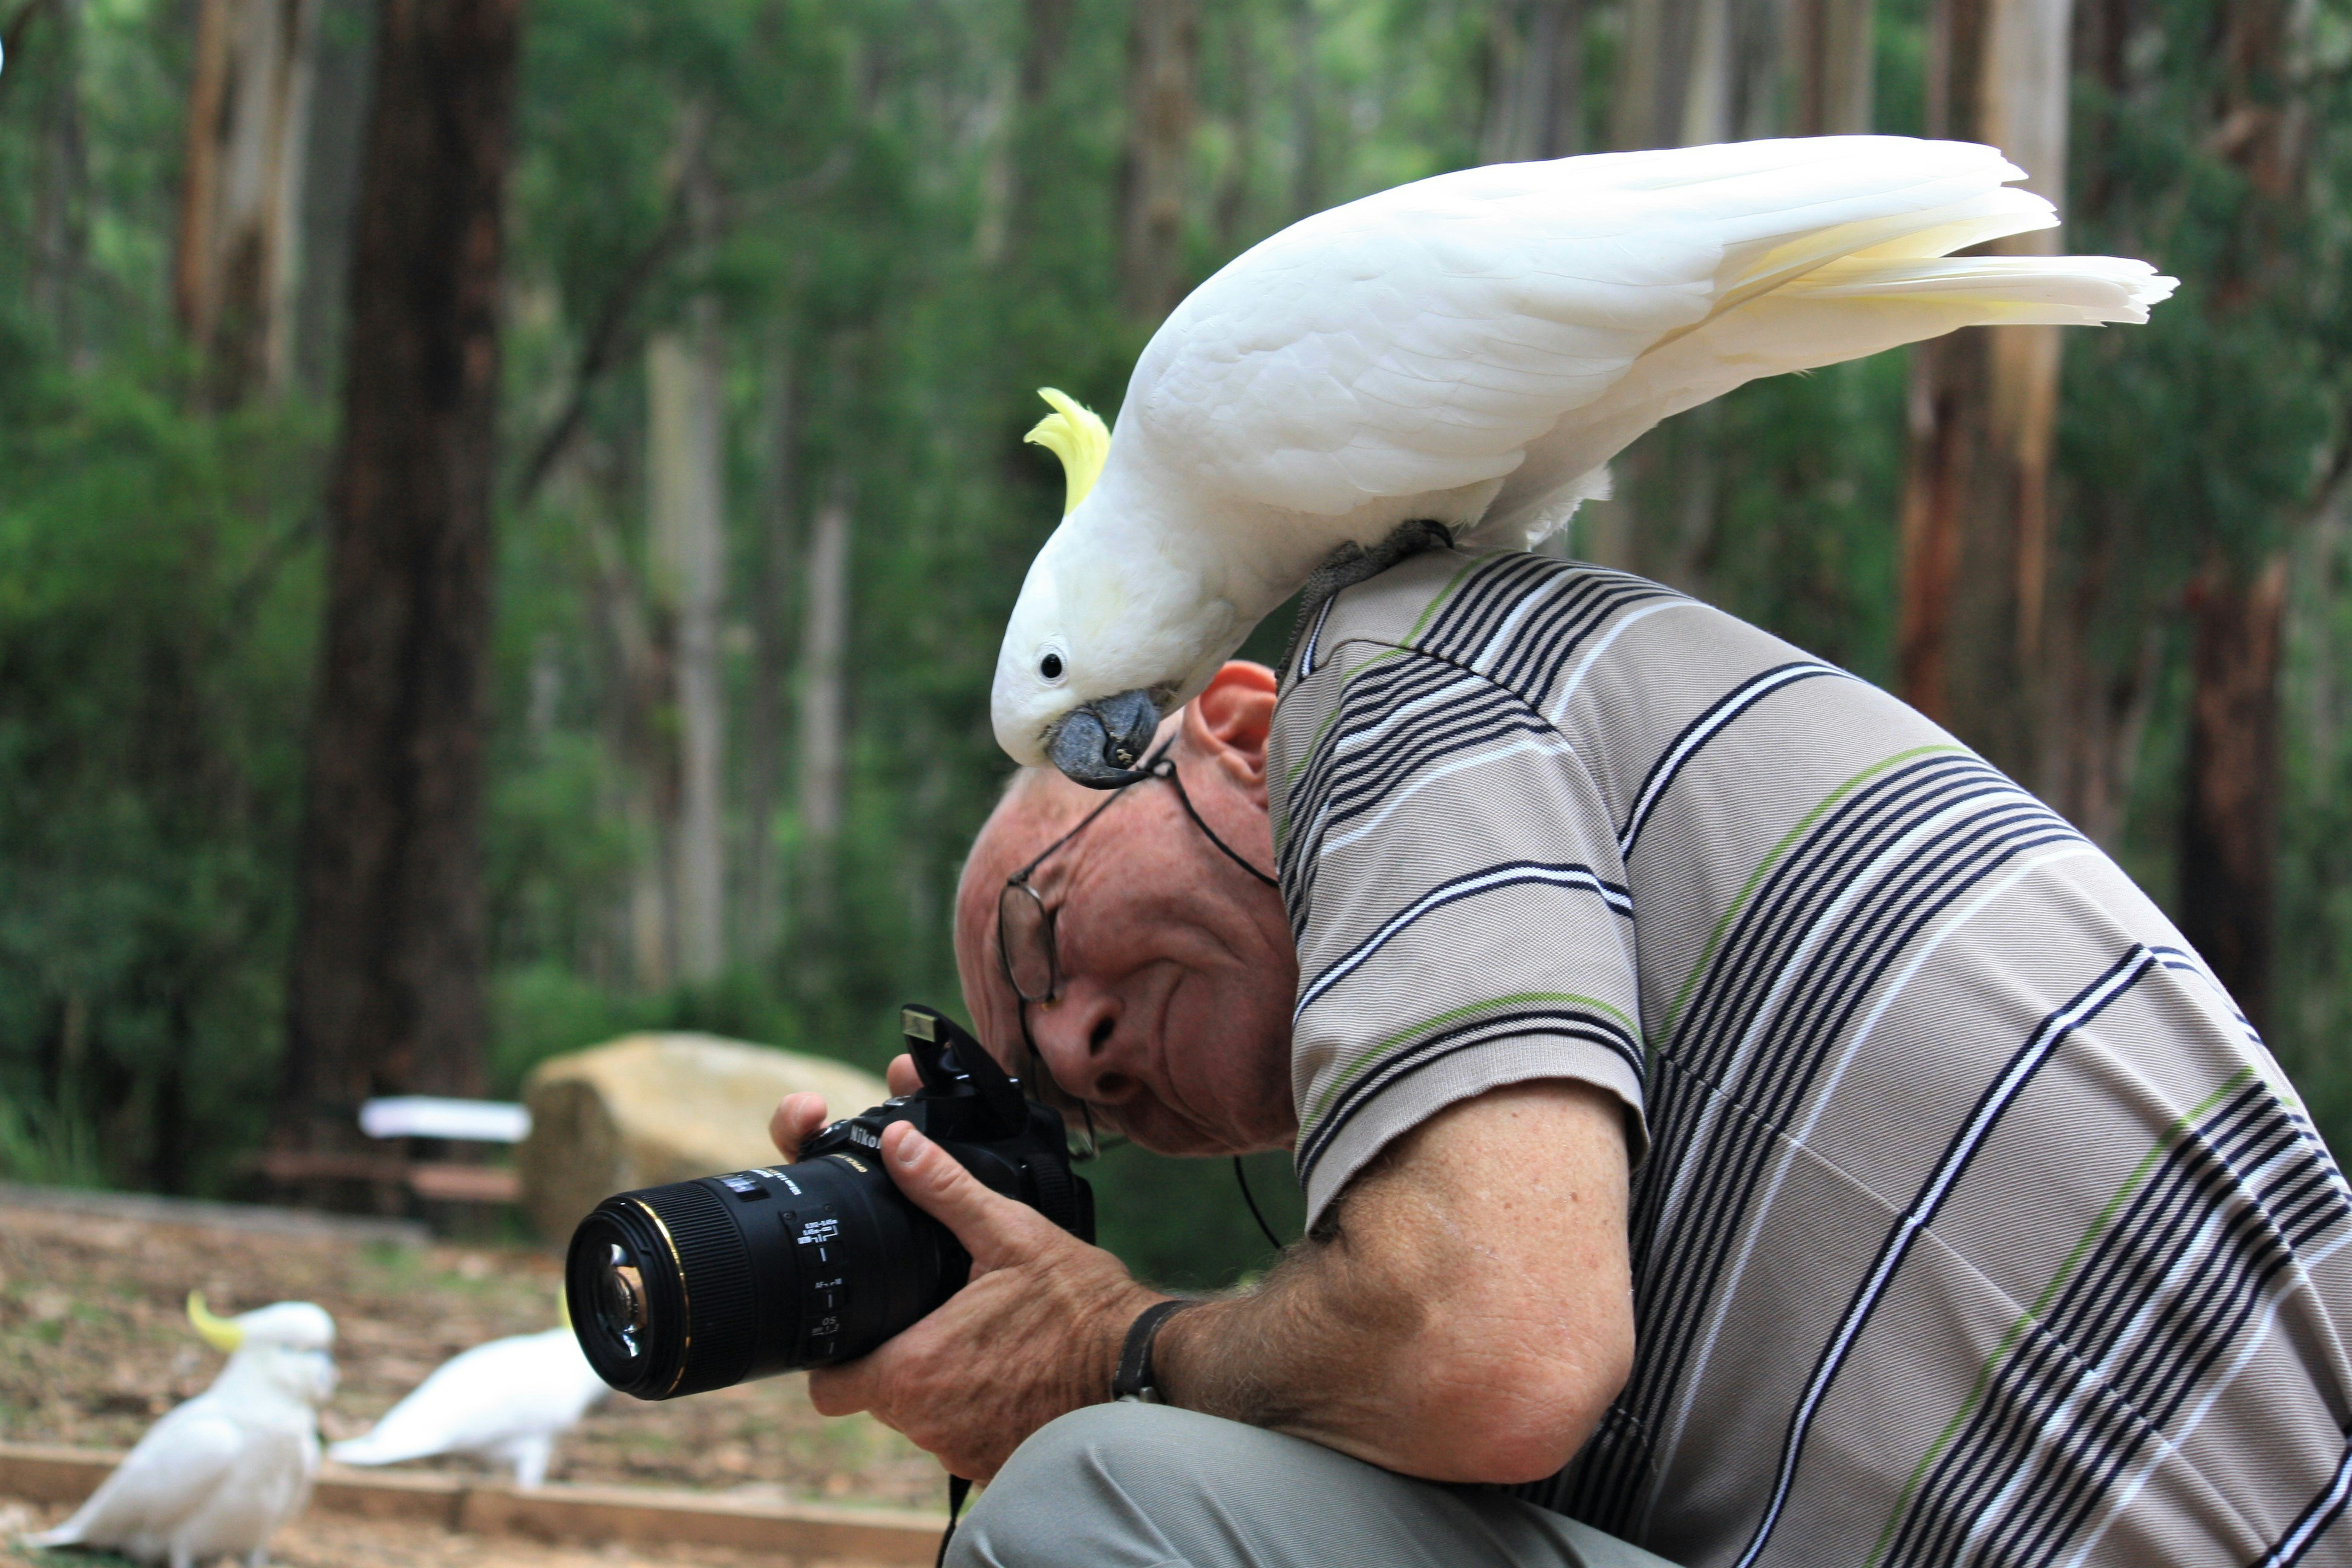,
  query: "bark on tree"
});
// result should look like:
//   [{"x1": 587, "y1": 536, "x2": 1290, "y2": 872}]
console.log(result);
[
  {"x1": 646, "y1": 311, "x2": 729, "y2": 985},
  {"x1": 2174, "y1": 0, "x2": 2306, "y2": 1029},
  {"x1": 1595, "y1": 0, "x2": 1754, "y2": 590},
  {"x1": 1612, "y1": 0, "x2": 1734, "y2": 152},
  {"x1": 1481, "y1": 0, "x2": 1584, "y2": 165},
  {"x1": 291, "y1": 0, "x2": 373, "y2": 396},
  {"x1": 581, "y1": 491, "x2": 676, "y2": 995},
  {"x1": 738, "y1": 344, "x2": 797, "y2": 967},
  {"x1": 2181, "y1": 555, "x2": 2288, "y2": 1030},
  {"x1": 1209, "y1": 1, "x2": 1258, "y2": 249},
  {"x1": 794, "y1": 466, "x2": 852, "y2": 950},
  {"x1": 176, "y1": 0, "x2": 319, "y2": 403},
  {"x1": 978, "y1": 0, "x2": 1074, "y2": 264},
  {"x1": 1117, "y1": 0, "x2": 1198, "y2": 320},
  {"x1": 273, "y1": 0, "x2": 520, "y2": 1200},
  {"x1": 1289, "y1": 0, "x2": 1319, "y2": 218},
  {"x1": 1787, "y1": 0, "x2": 1875, "y2": 135},
  {"x1": 1895, "y1": 0, "x2": 2071, "y2": 788}
]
